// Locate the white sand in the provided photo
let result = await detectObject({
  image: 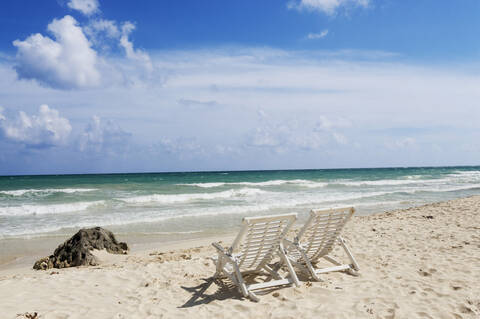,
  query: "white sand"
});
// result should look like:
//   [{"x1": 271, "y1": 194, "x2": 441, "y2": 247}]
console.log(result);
[{"x1": 1, "y1": 196, "x2": 479, "y2": 318}]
